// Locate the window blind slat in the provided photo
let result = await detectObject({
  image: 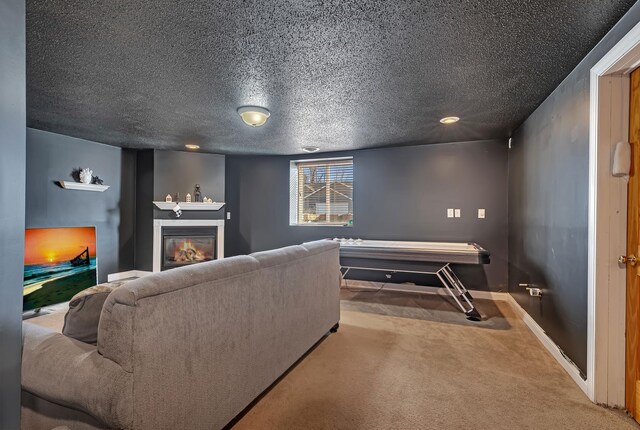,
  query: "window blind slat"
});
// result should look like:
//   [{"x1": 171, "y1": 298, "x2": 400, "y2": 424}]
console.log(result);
[{"x1": 291, "y1": 158, "x2": 353, "y2": 225}]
